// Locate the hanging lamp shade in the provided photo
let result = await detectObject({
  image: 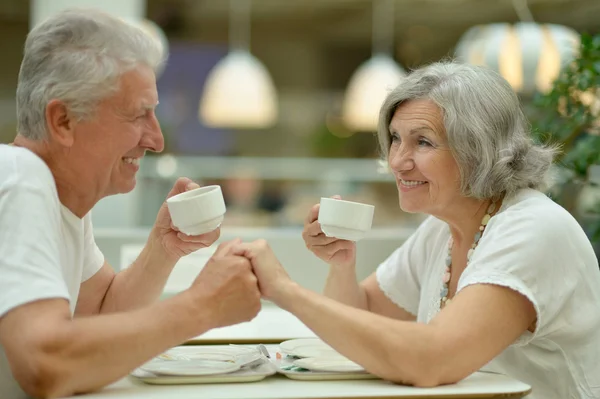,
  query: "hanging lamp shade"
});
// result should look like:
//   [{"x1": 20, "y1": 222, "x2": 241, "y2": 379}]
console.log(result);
[
  {"x1": 342, "y1": 54, "x2": 405, "y2": 132},
  {"x1": 455, "y1": 22, "x2": 579, "y2": 94},
  {"x1": 341, "y1": 0, "x2": 405, "y2": 133},
  {"x1": 199, "y1": 50, "x2": 278, "y2": 129},
  {"x1": 198, "y1": 0, "x2": 278, "y2": 129}
]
